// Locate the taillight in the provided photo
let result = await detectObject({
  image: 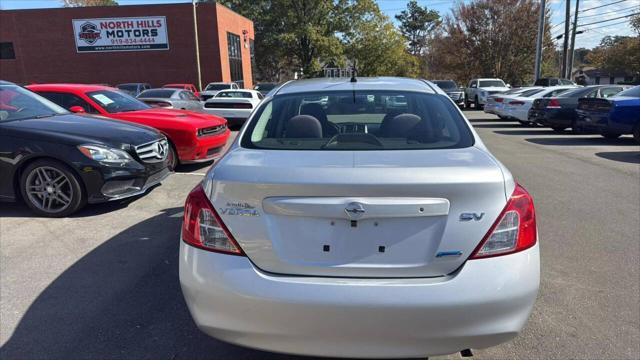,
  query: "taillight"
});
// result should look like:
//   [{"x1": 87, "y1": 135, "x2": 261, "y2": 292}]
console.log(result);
[
  {"x1": 546, "y1": 98, "x2": 561, "y2": 109},
  {"x1": 182, "y1": 184, "x2": 245, "y2": 255},
  {"x1": 509, "y1": 100, "x2": 525, "y2": 105},
  {"x1": 470, "y1": 184, "x2": 537, "y2": 259},
  {"x1": 495, "y1": 98, "x2": 503, "y2": 103},
  {"x1": 146, "y1": 101, "x2": 172, "y2": 108}
]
